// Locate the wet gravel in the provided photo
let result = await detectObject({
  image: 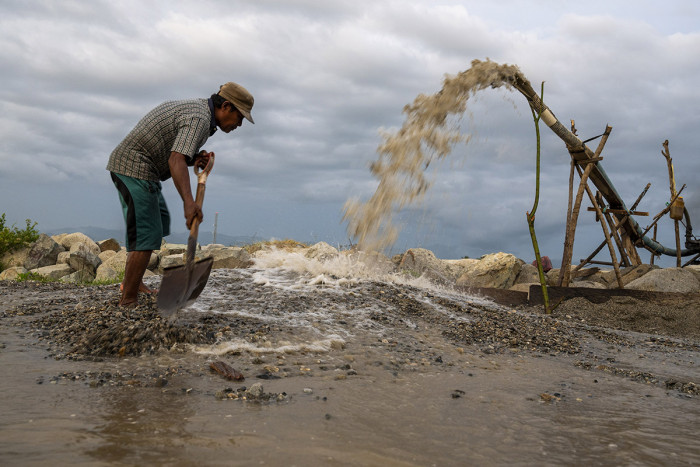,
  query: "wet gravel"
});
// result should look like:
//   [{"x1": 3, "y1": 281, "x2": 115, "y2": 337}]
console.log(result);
[{"x1": 1, "y1": 277, "x2": 698, "y2": 397}]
